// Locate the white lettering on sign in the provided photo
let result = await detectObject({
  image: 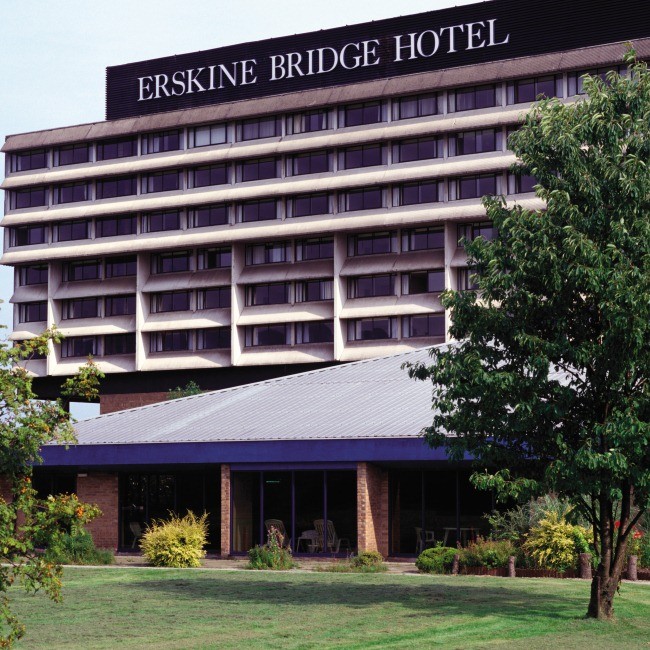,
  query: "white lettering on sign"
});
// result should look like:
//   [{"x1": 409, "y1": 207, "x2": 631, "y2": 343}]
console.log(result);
[{"x1": 136, "y1": 18, "x2": 510, "y2": 102}]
